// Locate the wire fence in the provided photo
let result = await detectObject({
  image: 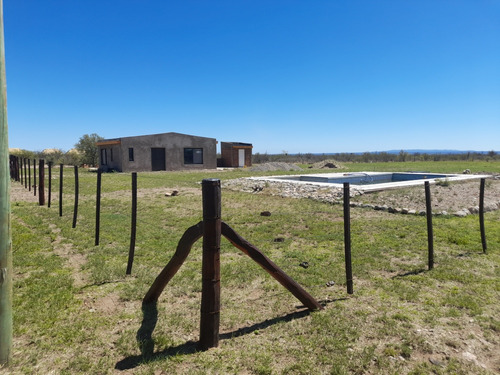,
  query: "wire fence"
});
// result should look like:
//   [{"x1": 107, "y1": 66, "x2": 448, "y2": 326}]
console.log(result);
[
  {"x1": 10, "y1": 158, "x2": 490, "y2": 286},
  {"x1": 8, "y1": 157, "x2": 496, "y2": 351}
]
